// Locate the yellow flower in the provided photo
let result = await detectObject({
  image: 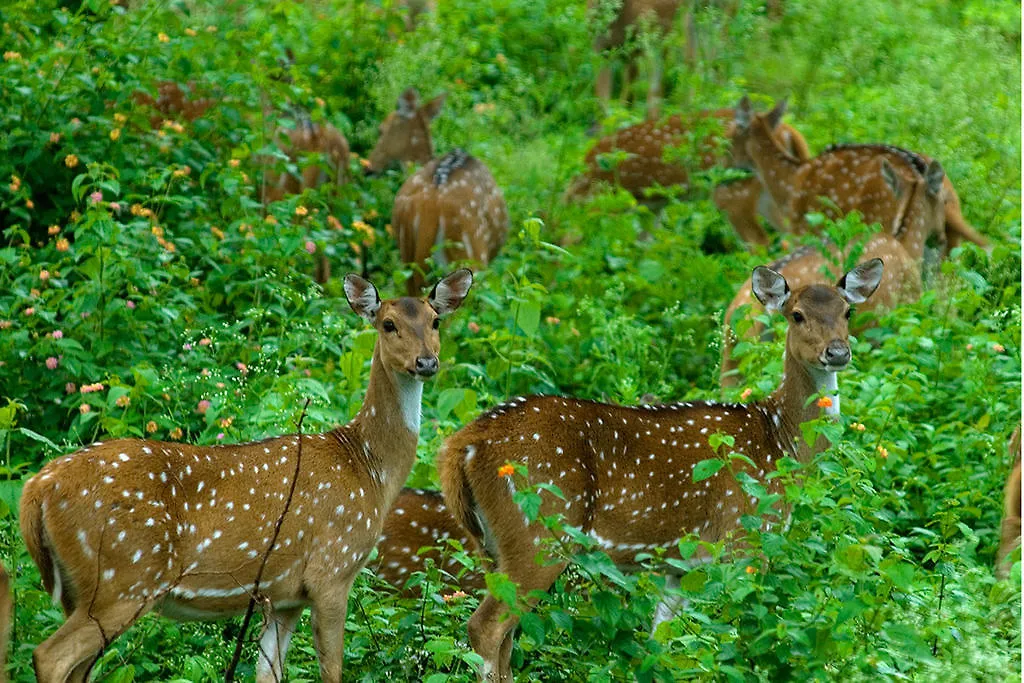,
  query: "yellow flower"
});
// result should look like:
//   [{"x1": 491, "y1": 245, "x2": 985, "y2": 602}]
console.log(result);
[
  {"x1": 295, "y1": 205, "x2": 309, "y2": 217},
  {"x1": 49, "y1": 132, "x2": 61, "y2": 144},
  {"x1": 498, "y1": 464, "x2": 515, "y2": 478},
  {"x1": 109, "y1": 128, "x2": 121, "y2": 141},
  {"x1": 157, "y1": 32, "x2": 170, "y2": 43},
  {"x1": 185, "y1": 28, "x2": 197, "y2": 37},
  {"x1": 850, "y1": 422, "x2": 866, "y2": 432},
  {"x1": 151, "y1": 225, "x2": 164, "y2": 238},
  {"x1": 115, "y1": 395, "x2": 130, "y2": 408},
  {"x1": 56, "y1": 238, "x2": 69, "y2": 252},
  {"x1": 146, "y1": 420, "x2": 158, "y2": 433},
  {"x1": 114, "y1": 113, "x2": 127, "y2": 124},
  {"x1": 169, "y1": 427, "x2": 183, "y2": 440},
  {"x1": 64, "y1": 154, "x2": 79, "y2": 168},
  {"x1": 228, "y1": 158, "x2": 240, "y2": 168},
  {"x1": 877, "y1": 446, "x2": 888, "y2": 459},
  {"x1": 211, "y1": 227, "x2": 225, "y2": 239},
  {"x1": 79, "y1": 403, "x2": 91, "y2": 414},
  {"x1": 3, "y1": 51, "x2": 22, "y2": 62},
  {"x1": 993, "y1": 343, "x2": 1006, "y2": 353}
]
